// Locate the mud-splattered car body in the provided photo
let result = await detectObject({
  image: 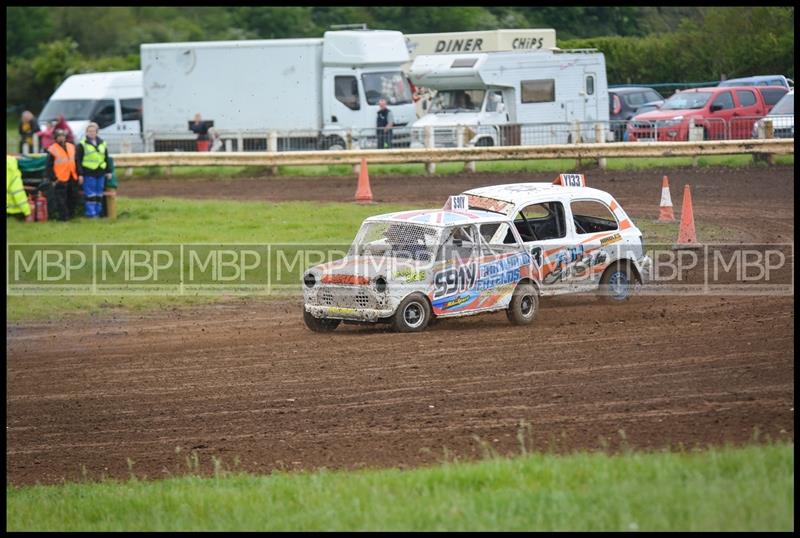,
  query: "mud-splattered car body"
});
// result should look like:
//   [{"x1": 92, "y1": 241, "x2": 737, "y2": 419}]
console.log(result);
[
  {"x1": 302, "y1": 203, "x2": 542, "y2": 332},
  {"x1": 461, "y1": 174, "x2": 652, "y2": 298}
]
